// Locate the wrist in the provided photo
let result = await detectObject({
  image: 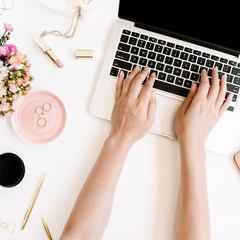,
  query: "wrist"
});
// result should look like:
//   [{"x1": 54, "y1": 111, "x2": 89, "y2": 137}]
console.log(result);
[
  {"x1": 179, "y1": 140, "x2": 206, "y2": 165},
  {"x1": 178, "y1": 134, "x2": 205, "y2": 150},
  {"x1": 106, "y1": 133, "x2": 134, "y2": 152}
]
